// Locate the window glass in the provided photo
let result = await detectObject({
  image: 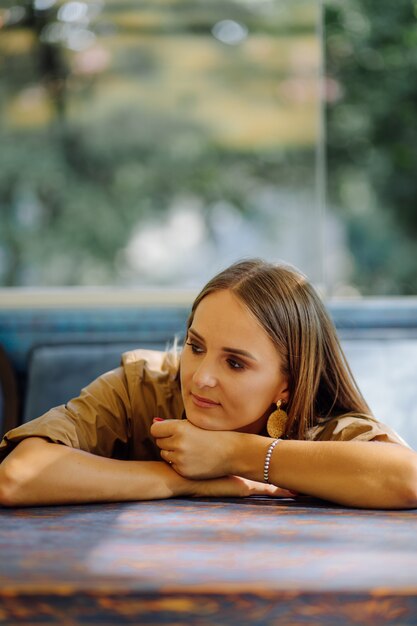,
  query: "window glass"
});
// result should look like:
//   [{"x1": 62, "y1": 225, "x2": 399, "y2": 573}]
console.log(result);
[
  {"x1": 326, "y1": 0, "x2": 417, "y2": 295},
  {"x1": 0, "y1": 0, "x2": 324, "y2": 289}
]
